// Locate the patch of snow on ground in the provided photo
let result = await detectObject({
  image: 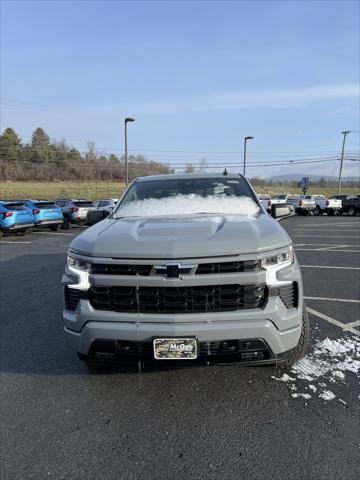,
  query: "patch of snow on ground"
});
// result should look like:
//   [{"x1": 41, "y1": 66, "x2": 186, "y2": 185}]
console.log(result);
[
  {"x1": 319, "y1": 390, "x2": 336, "y2": 401},
  {"x1": 272, "y1": 373, "x2": 295, "y2": 382},
  {"x1": 116, "y1": 194, "x2": 260, "y2": 218},
  {"x1": 272, "y1": 336, "x2": 360, "y2": 403},
  {"x1": 291, "y1": 393, "x2": 311, "y2": 400}
]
